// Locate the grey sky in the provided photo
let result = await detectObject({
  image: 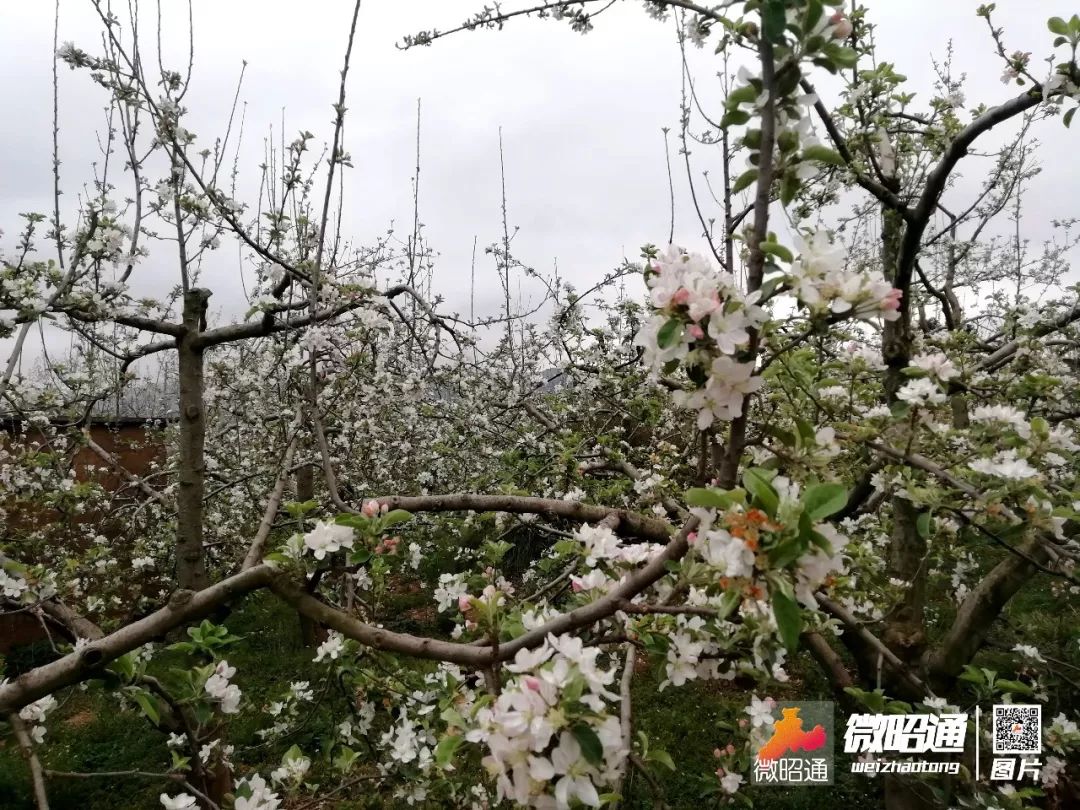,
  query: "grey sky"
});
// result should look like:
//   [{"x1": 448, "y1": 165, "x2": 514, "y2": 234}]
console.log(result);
[{"x1": 1, "y1": 1, "x2": 1077, "y2": 364}]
